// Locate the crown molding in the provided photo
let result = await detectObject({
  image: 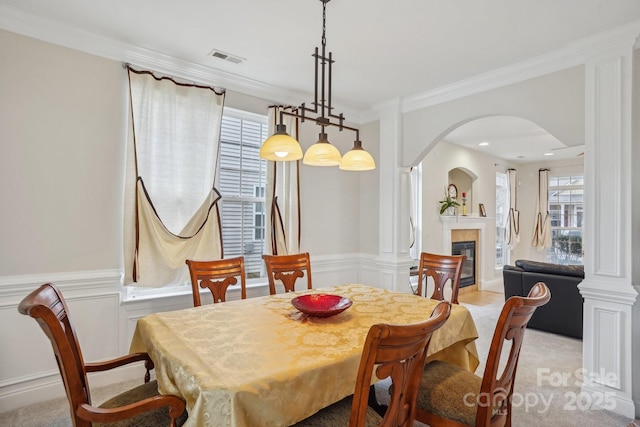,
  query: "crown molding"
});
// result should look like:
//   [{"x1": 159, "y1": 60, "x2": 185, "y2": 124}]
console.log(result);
[
  {"x1": 0, "y1": 3, "x2": 369, "y2": 121},
  {"x1": 400, "y1": 20, "x2": 640, "y2": 114},
  {"x1": 569, "y1": 19, "x2": 640, "y2": 59},
  {"x1": 401, "y1": 47, "x2": 583, "y2": 114},
  {"x1": 2, "y1": 5, "x2": 638, "y2": 124}
]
